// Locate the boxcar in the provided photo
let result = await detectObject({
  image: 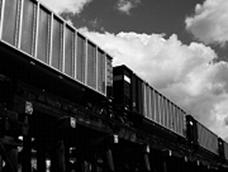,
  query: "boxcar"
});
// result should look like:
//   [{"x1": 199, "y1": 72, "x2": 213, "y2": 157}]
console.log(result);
[
  {"x1": 196, "y1": 121, "x2": 219, "y2": 155},
  {"x1": 0, "y1": 0, "x2": 112, "y2": 97},
  {"x1": 224, "y1": 141, "x2": 228, "y2": 161},
  {"x1": 113, "y1": 65, "x2": 186, "y2": 137}
]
